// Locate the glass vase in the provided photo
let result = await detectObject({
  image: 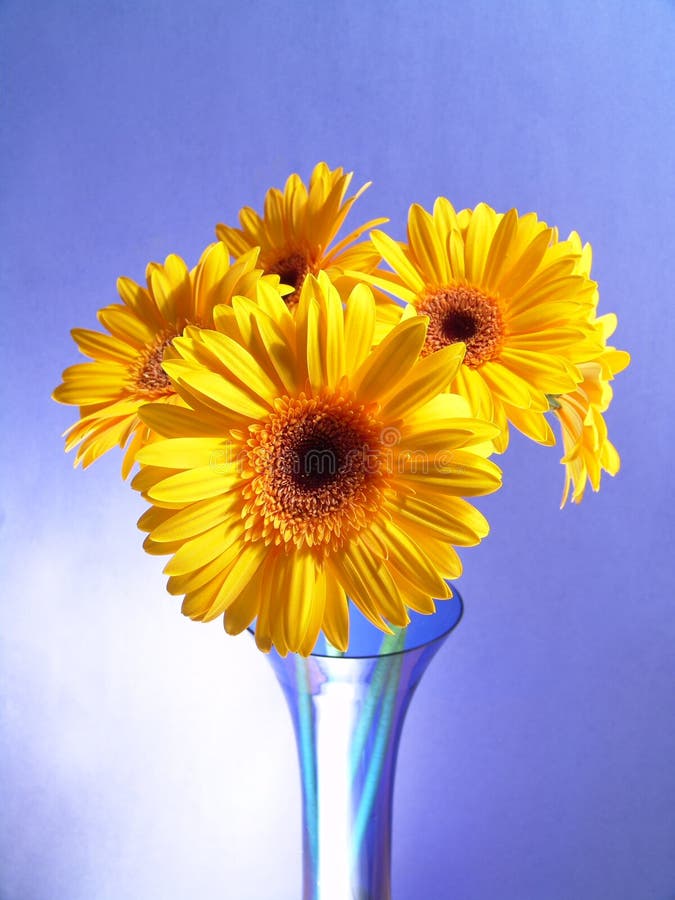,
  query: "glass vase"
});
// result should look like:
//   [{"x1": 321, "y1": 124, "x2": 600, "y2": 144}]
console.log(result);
[{"x1": 266, "y1": 590, "x2": 463, "y2": 900}]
